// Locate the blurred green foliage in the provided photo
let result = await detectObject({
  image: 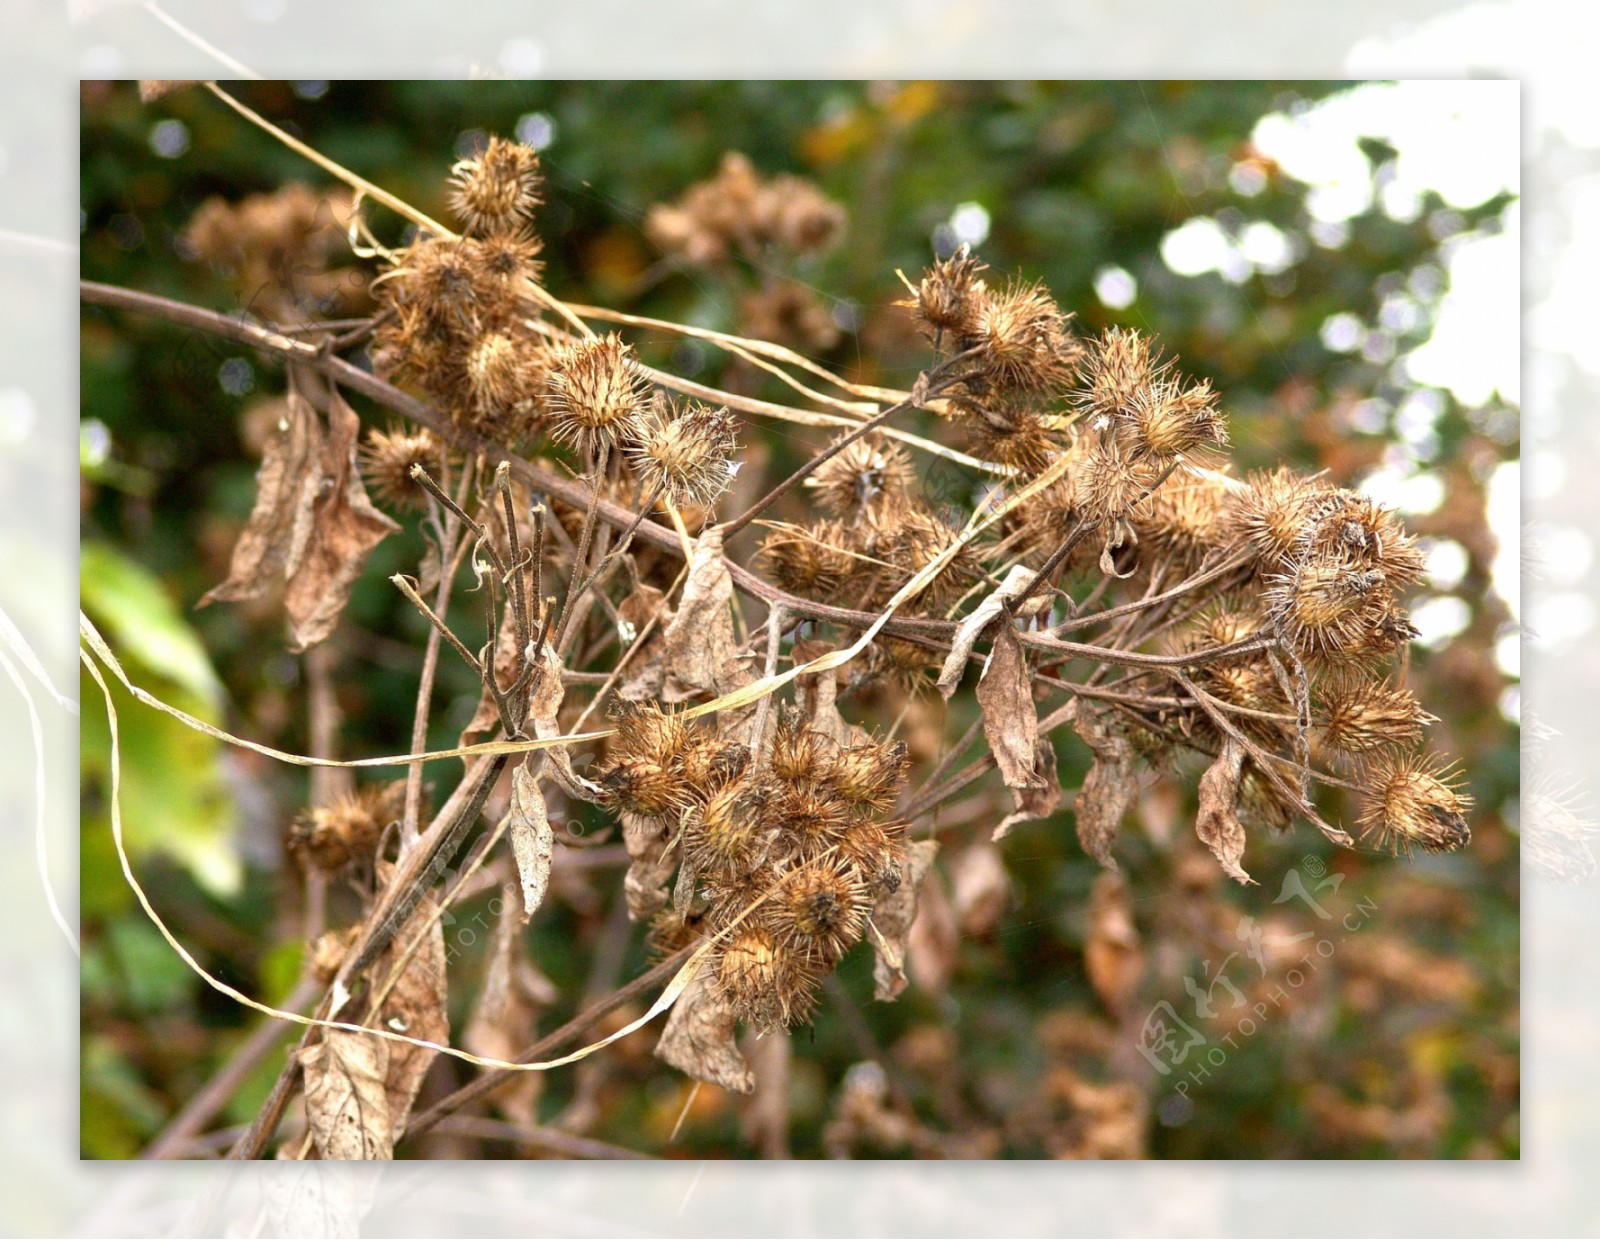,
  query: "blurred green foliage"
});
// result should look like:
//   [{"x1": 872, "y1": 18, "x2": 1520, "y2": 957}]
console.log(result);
[{"x1": 80, "y1": 80, "x2": 1517, "y2": 1160}]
